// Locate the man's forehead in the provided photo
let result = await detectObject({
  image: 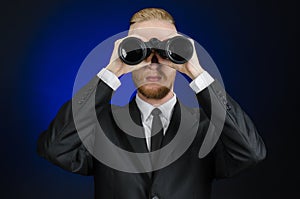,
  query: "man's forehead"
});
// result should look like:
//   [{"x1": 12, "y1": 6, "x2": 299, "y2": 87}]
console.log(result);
[
  {"x1": 129, "y1": 28, "x2": 177, "y2": 41},
  {"x1": 128, "y1": 20, "x2": 177, "y2": 41}
]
